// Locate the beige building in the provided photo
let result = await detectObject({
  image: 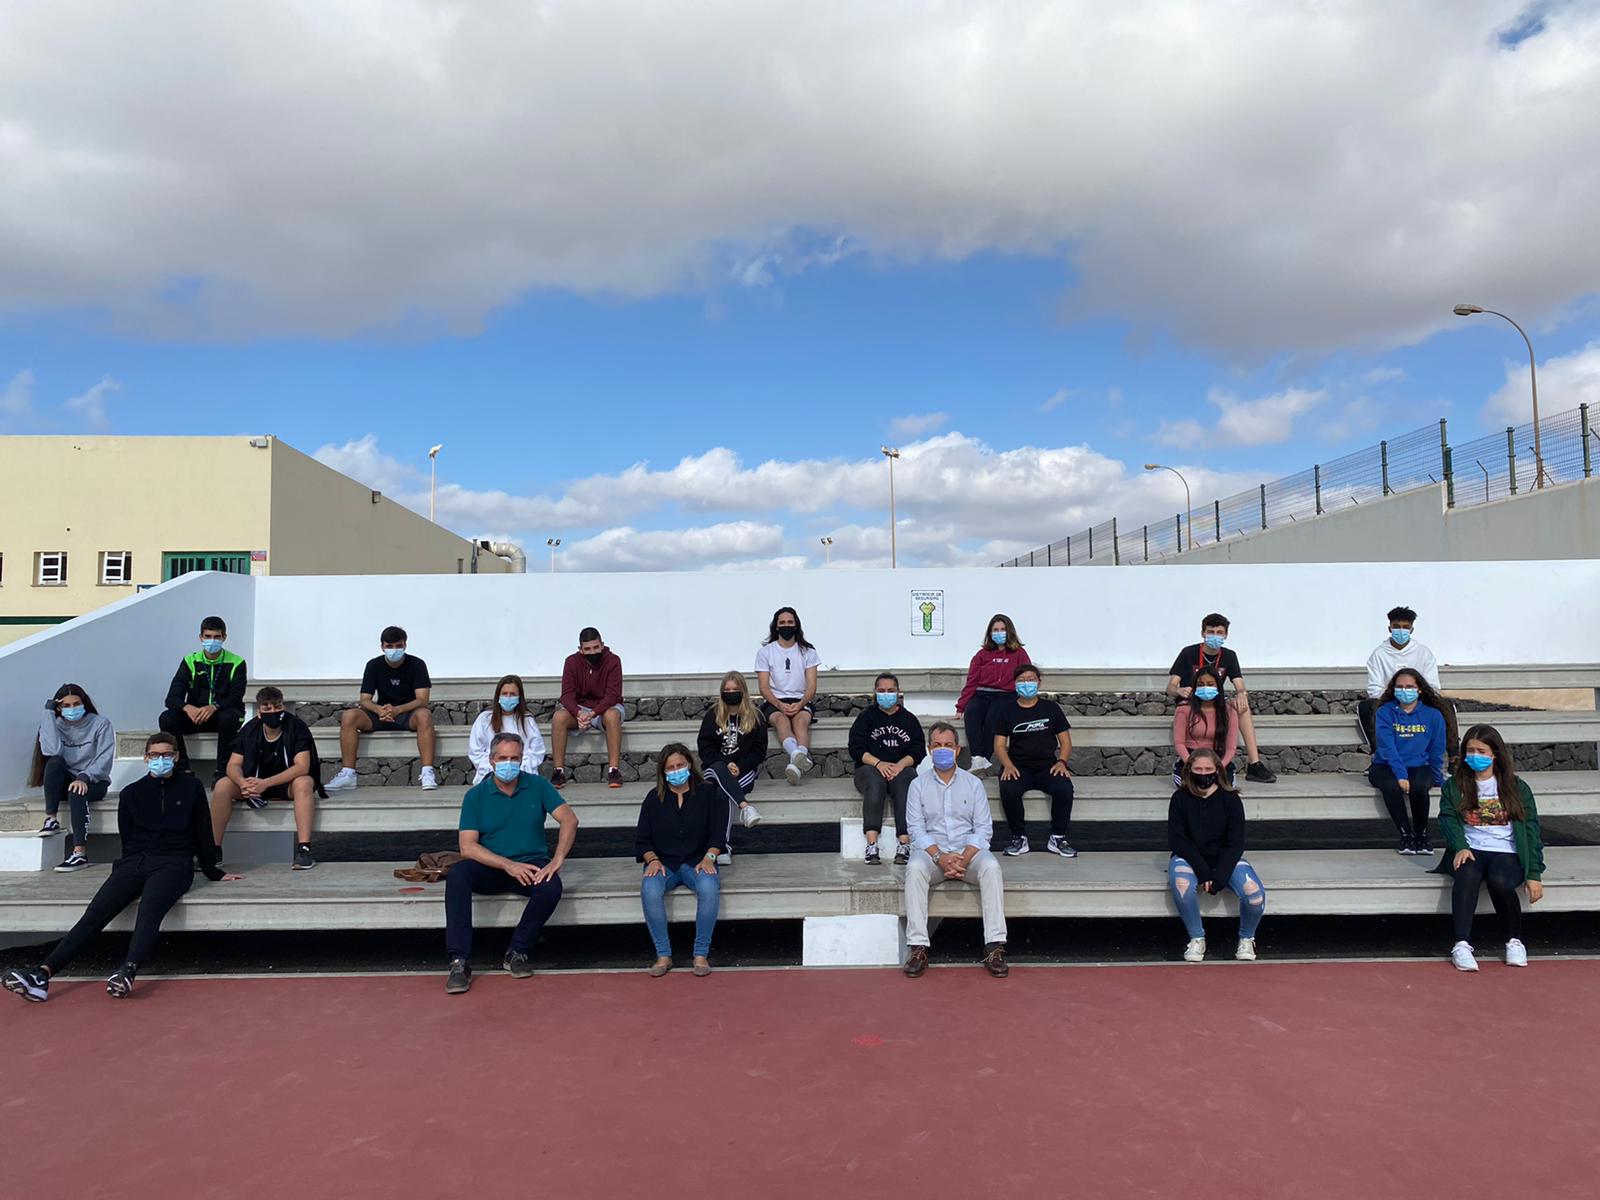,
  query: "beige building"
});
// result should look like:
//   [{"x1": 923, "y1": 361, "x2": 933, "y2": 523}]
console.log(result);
[{"x1": 0, "y1": 435, "x2": 514, "y2": 645}]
